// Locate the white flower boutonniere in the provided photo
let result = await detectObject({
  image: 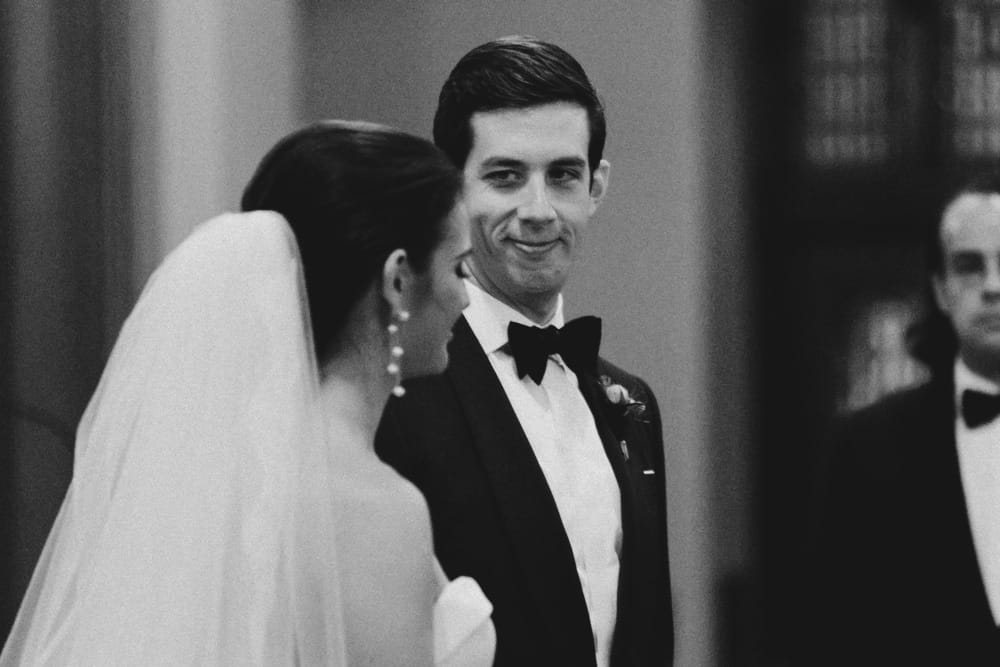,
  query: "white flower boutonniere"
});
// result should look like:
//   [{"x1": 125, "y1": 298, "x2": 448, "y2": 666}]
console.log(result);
[{"x1": 598, "y1": 375, "x2": 647, "y2": 422}]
